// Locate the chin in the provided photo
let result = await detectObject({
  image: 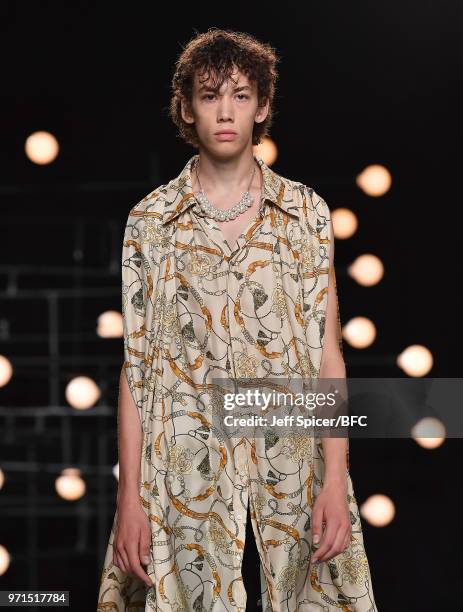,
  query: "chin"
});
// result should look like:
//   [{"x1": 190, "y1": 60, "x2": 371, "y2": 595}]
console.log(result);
[{"x1": 208, "y1": 142, "x2": 246, "y2": 156}]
